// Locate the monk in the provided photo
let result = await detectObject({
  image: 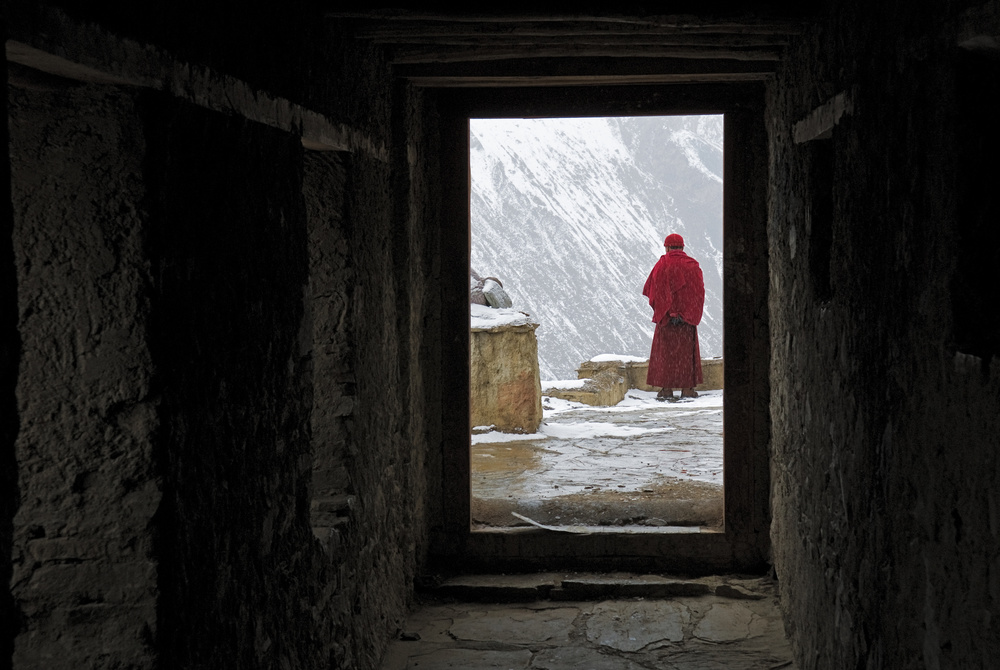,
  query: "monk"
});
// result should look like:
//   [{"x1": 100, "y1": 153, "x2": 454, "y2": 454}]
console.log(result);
[{"x1": 642, "y1": 233, "x2": 705, "y2": 401}]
